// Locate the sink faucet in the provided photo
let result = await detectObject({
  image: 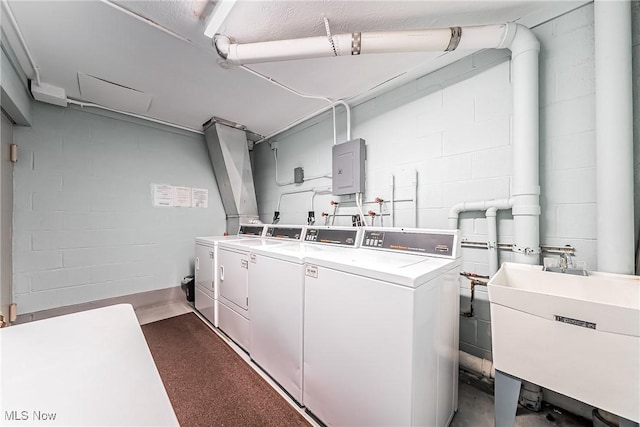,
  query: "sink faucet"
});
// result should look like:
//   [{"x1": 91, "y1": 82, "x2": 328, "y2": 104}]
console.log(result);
[{"x1": 559, "y1": 253, "x2": 573, "y2": 273}]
